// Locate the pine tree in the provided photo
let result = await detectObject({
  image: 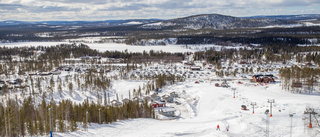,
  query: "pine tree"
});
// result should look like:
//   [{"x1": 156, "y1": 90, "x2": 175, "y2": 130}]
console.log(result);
[
  {"x1": 68, "y1": 82, "x2": 73, "y2": 95},
  {"x1": 50, "y1": 75, "x2": 55, "y2": 88},
  {"x1": 26, "y1": 118, "x2": 34, "y2": 136},
  {"x1": 19, "y1": 107, "x2": 26, "y2": 136},
  {"x1": 58, "y1": 84, "x2": 63, "y2": 97},
  {"x1": 82, "y1": 117, "x2": 87, "y2": 131},
  {"x1": 70, "y1": 118, "x2": 78, "y2": 132},
  {"x1": 58, "y1": 116, "x2": 65, "y2": 132},
  {"x1": 38, "y1": 115, "x2": 44, "y2": 135}
]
